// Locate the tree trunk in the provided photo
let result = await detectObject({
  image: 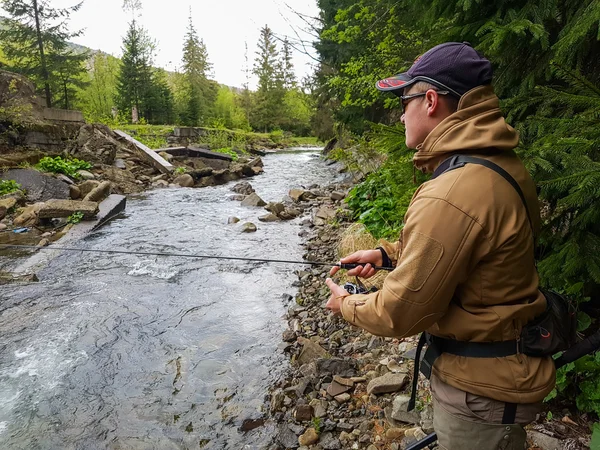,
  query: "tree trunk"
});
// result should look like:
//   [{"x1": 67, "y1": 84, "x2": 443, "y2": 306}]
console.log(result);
[
  {"x1": 33, "y1": 0, "x2": 51, "y2": 108},
  {"x1": 63, "y1": 80, "x2": 69, "y2": 110}
]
